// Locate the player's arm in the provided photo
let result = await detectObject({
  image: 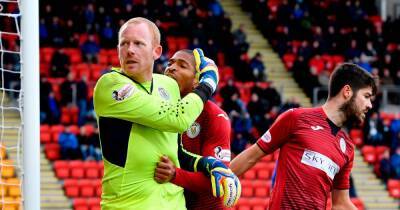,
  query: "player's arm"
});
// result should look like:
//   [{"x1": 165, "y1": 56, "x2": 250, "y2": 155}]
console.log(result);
[
  {"x1": 155, "y1": 154, "x2": 241, "y2": 208},
  {"x1": 332, "y1": 146, "x2": 356, "y2": 209},
  {"x1": 230, "y1": 144, "x2": 266, "y2": 176},
  {"x1": 94, "y1": 48, "x2": 218, "y2": 133},
  {"x1": 230, "y1": 109, "x2": 297, "y2": 176},
  {"x1": 94, "y1": 77, "x2": 204, "y2": 133},
  {"x1": 161, "y1": 109, "x2": 232, "y2": 192},
  {"x1": 332, "y1": 189, "x2": 357, "y2": 210},
  {"x1": 154, "y1": 155, "x2": 211, "y2": 192}
]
